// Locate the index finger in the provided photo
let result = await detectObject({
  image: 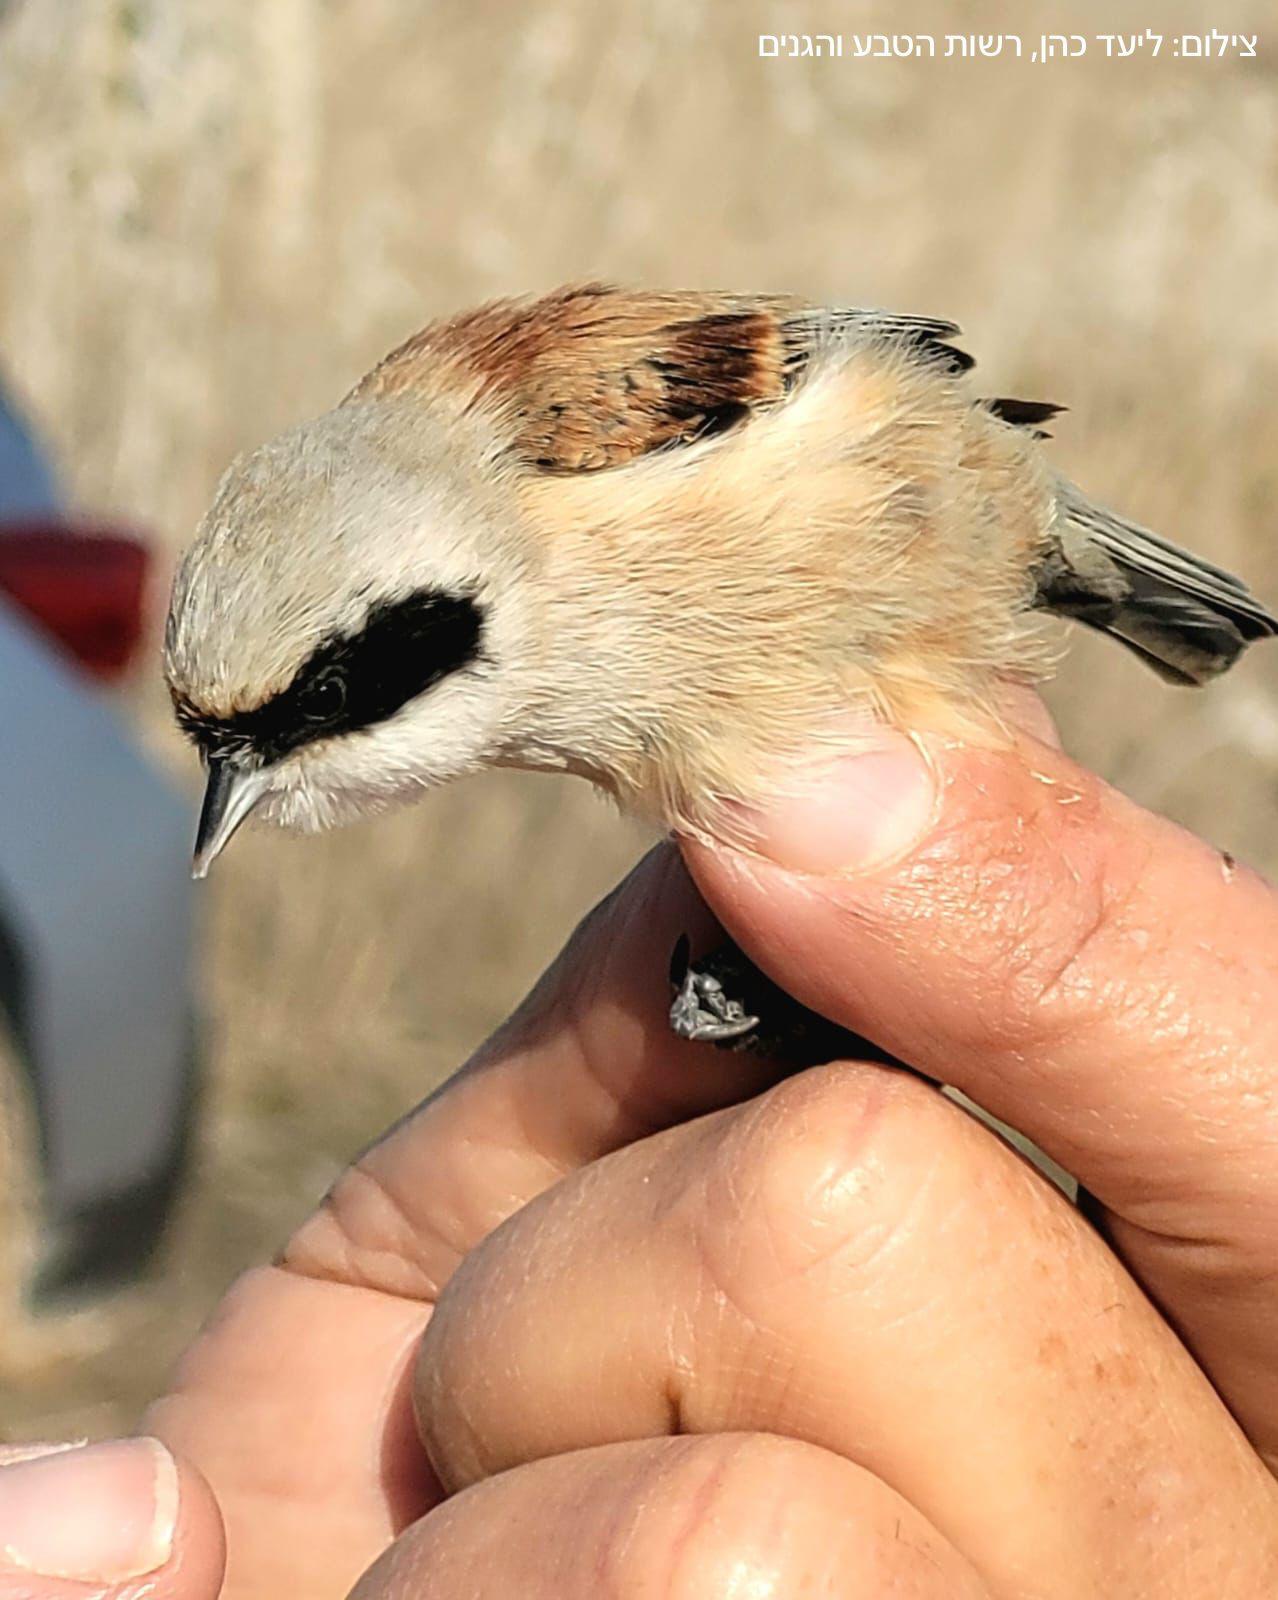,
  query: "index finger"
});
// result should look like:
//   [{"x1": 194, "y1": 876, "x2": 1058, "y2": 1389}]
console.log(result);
[
  {"x1": 147, "y1": 845, "x2": 797, "y2": 1599},
  {"x1": 680, "y1": 716, "x2": 1278, "y2": 1462}
]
